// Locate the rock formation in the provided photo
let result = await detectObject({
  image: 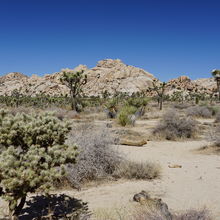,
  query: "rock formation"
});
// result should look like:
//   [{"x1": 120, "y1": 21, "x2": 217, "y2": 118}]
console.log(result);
[
  {"x1": 0, "y1": 59, "x2": 217, "y2": 97},
  {"x1": 0, "y1": 59, "x2": 155, "y2": 97}
]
